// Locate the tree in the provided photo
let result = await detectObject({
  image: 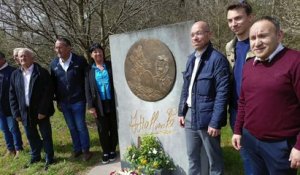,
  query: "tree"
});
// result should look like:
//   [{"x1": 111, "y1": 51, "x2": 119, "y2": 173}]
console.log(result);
[
  {"x1": 0, "y1": 0, "x2": 153, "y2": 64},
  {"x1": 0, "y1": 0, "x2": 299, "y2": 66}
]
